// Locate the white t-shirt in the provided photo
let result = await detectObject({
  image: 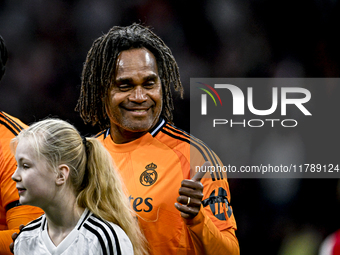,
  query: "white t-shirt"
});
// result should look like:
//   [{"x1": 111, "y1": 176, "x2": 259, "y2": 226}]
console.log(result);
[{"x1": 14, "y1": 208, "x2": 134, "y2": 255}]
